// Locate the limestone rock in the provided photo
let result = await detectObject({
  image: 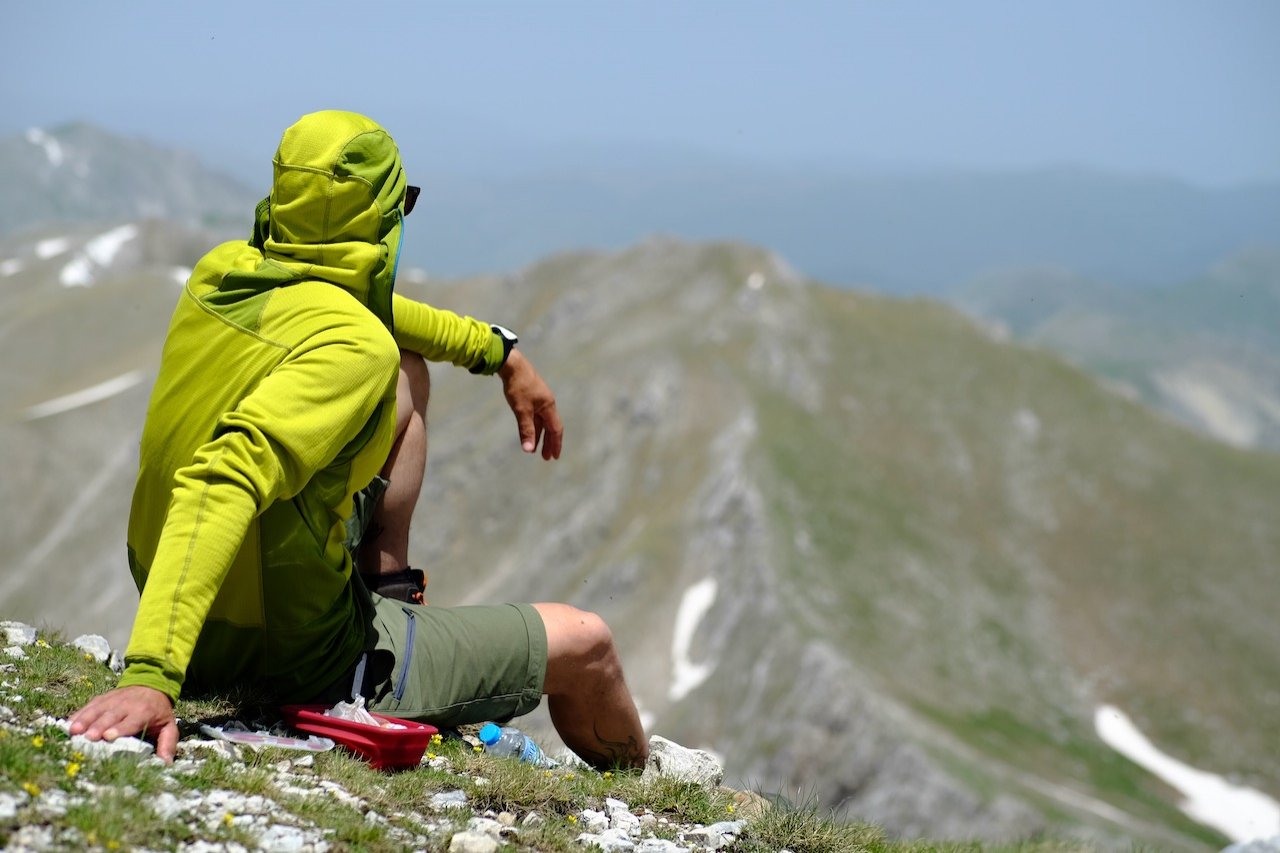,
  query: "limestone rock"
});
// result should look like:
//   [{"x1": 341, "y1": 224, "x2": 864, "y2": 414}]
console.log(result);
[
  {"x1": 1, "y1": 622, "x2": 37, "y2": 646},
  {"x1": 71, "y1": 634, "x2": 112, "y2": 663},
  {"x1": 640, "y1": 735, "x2": 724, "y2": 788}
]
